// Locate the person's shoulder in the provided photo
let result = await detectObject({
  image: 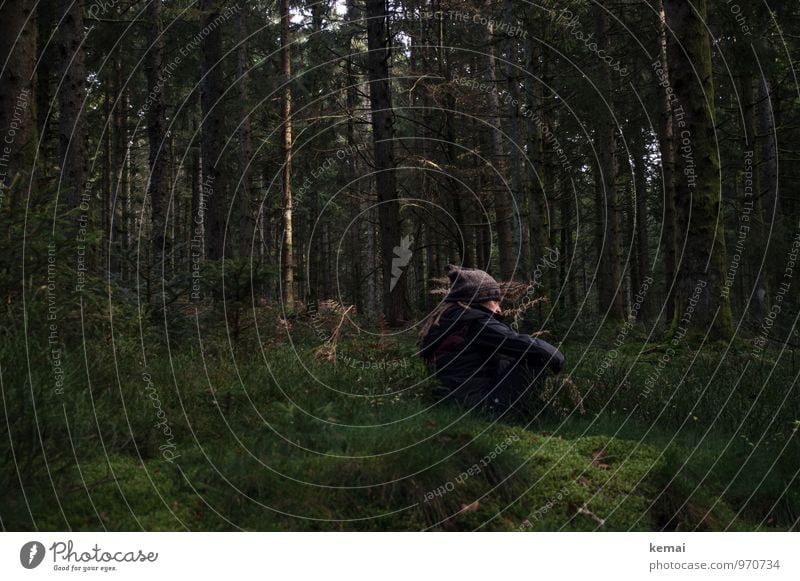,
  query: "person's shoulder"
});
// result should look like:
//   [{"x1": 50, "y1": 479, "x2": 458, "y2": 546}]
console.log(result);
[
  {"x1": 435, "y1": 303, "x2": 486, "y2": 326},
  {"x1": 459, "y1": 304, "x2": 494, "y2": 321}
]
